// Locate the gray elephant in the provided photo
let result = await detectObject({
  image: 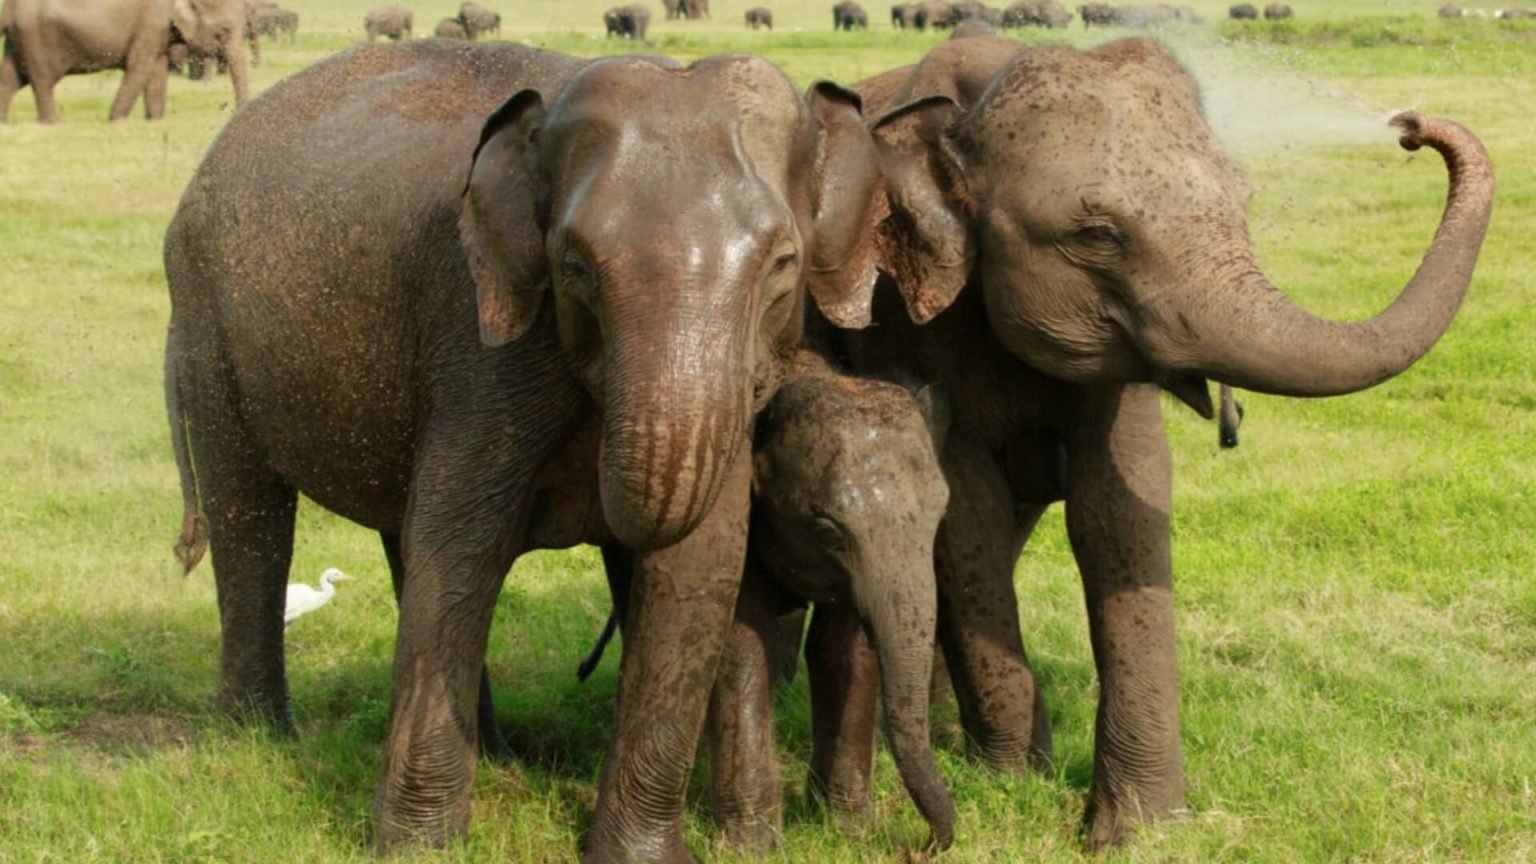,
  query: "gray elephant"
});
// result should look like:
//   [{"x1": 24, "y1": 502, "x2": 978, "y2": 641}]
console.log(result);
[
  {"x1": 661, "y1": 0, "x2": 680, "y2": 19},
  {"x1": 914, "y1": 0, "x2": 956, "y2": 28},
  {"x1": 457, "y1": 1, "x2": 500, "y2": 39},
  {"x1": 603, "y1": 4, "x2": 650, "y2": 38},
  {"x1": 434, "y1": 17, "x2": 468, "y2": 38},
  {"x1": 1002, "y1": 0, "x2": 1073, "y2": 28},
  {"x1": 363, "y1": 5, "x2": 411, "y2": 41},
  {"x1": 834, "y1": 1, "x2": 869, "y2": 29},
  {"x1": 1078, "y1": 1, "x2": 1113, "y2": 25},
  {"x1": 0, "y1": 0, "x2": 248, "y2": 123},
  {"x1": 951, "y1": 0, "x2": 1002, "y2": 23},
  {"x1": 745, "y1": 6, "x2": 773, "y2": 29},
  {"x1": 808, "y1": 36, "x2": 1492, "y2": 849},
  {"x1": 1230, "y1": 3, "x2": 1258, "y2": 18},
  {"x1": 683, "y1": 0, "x2": 710, "y2": 18},
  {"x1": 590, "y1": 351, "x2": 956, "y2": 851},
  {"x1": 163, "y1": 39, "x2": 882, "y2": 861},
  {"x1": 1264, "y1": 2, "x2": 1293, "y2": 19}
]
